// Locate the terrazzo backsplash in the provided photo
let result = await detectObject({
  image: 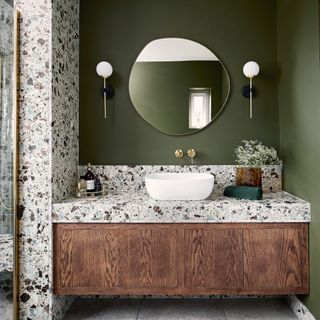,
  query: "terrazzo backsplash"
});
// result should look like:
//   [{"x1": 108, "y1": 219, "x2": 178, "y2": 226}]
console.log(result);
[{"x1": 78, "y1": 165, "x2": 282, "y2": 194}]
